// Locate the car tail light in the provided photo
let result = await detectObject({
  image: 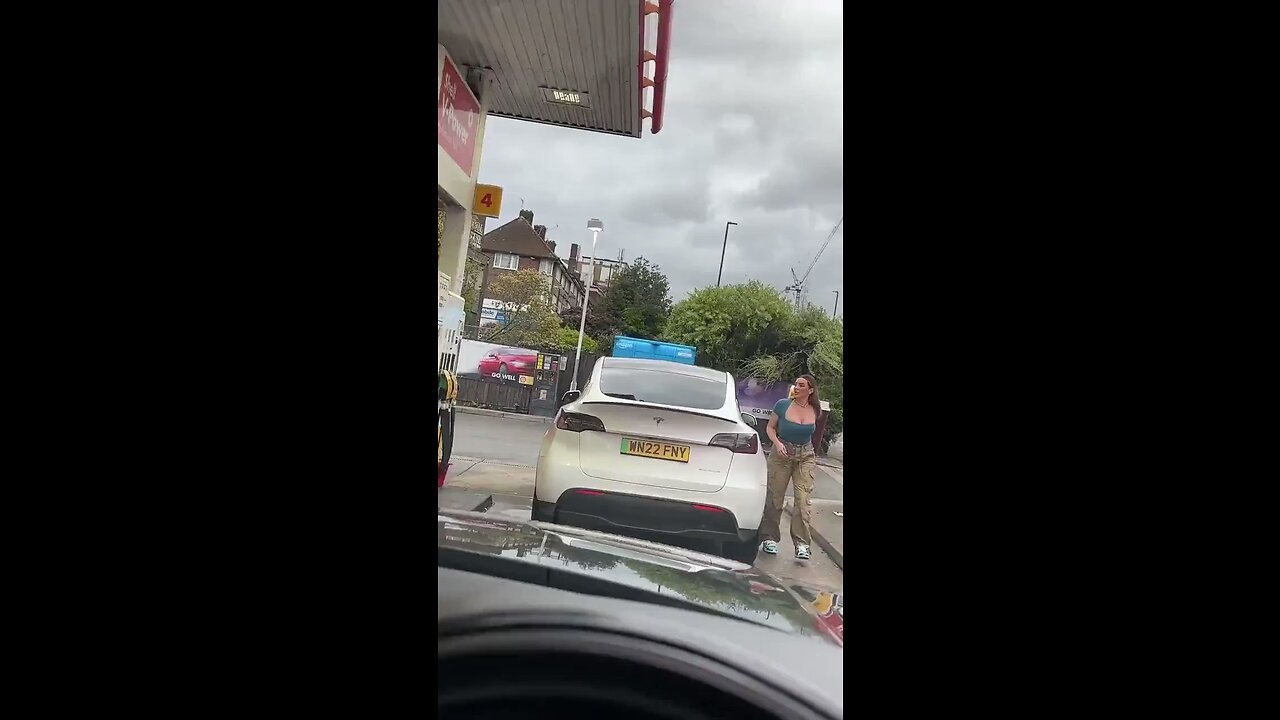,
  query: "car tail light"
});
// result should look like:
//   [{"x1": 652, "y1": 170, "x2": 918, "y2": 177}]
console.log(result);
[
  {"x1": 555, "y1": 410, "x2": 606, "y2": 433},
  {"x1": 709, "y1": 433, "x2": 759, "y2": 454},
  {"x1": 692, "y1": 504, "x2": 724, "y2": 512}
]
